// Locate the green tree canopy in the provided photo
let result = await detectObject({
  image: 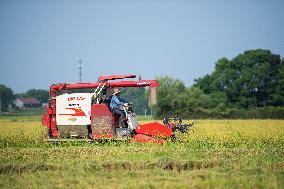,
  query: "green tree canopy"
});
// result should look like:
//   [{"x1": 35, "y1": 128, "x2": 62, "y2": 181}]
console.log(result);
[
  {"x1": 0, "y1": 84, "x2": 14, "y2": 112},
  {"x1": 152, "y1": 76, "x2": 186, "y2": 116},
  {"x1": 194, "y1": 49, "x2": 284, "y2": 108}
]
